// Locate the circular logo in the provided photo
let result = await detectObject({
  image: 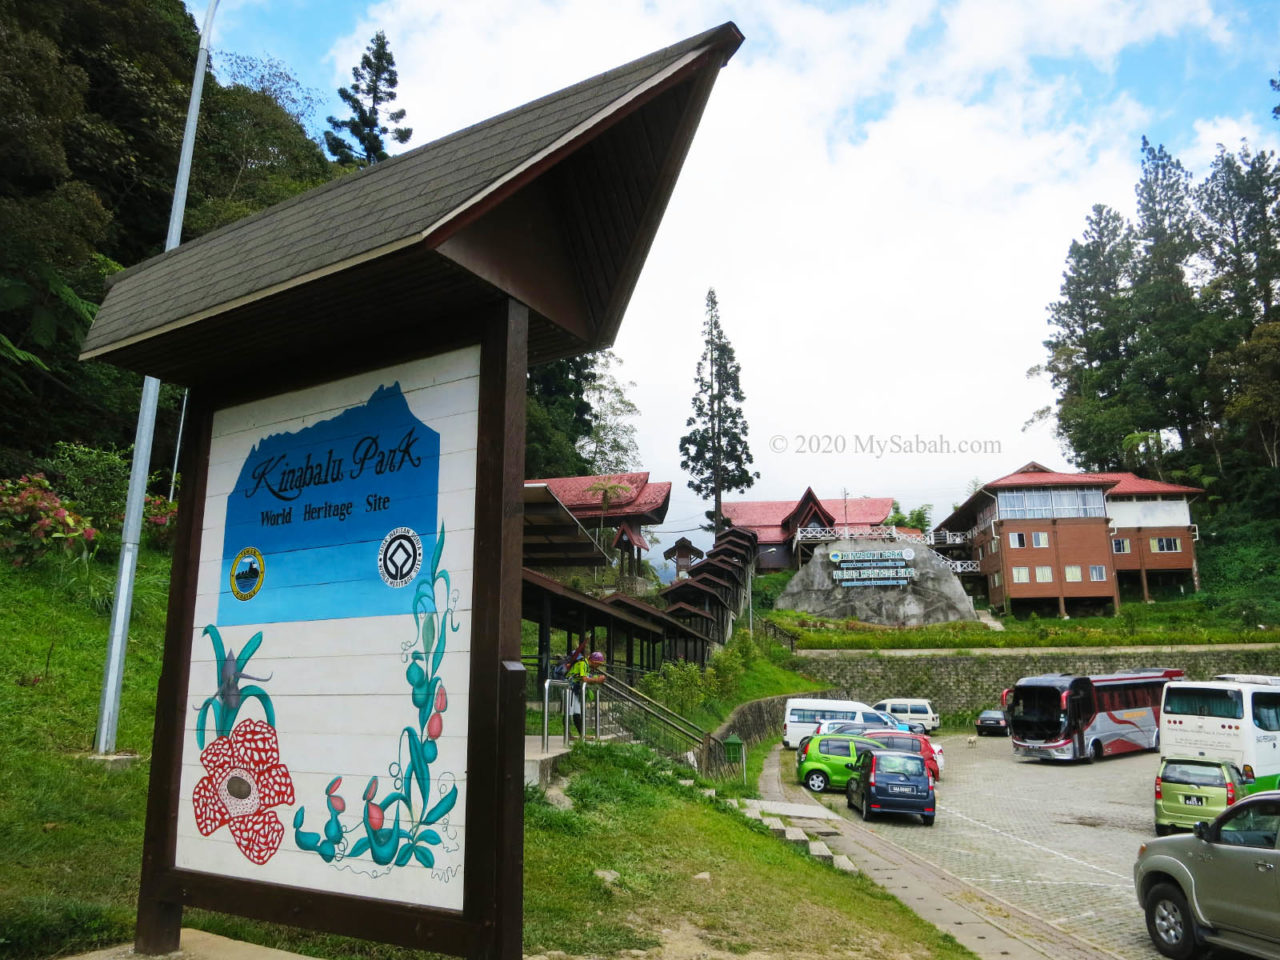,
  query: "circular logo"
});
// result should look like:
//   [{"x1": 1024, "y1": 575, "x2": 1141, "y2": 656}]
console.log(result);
[
  {"x1": 829, "y1": 551, "x2": 842, "y2": 562},
  {"x1": 901, "y1": 548, "x2": 916, "y2": 561},
  {"x1": 378, "y1": 527, "x2": 423, "y2": 588},
  {"x1": 230, "y1": 547, "x2": 265, "y2": 601}
]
